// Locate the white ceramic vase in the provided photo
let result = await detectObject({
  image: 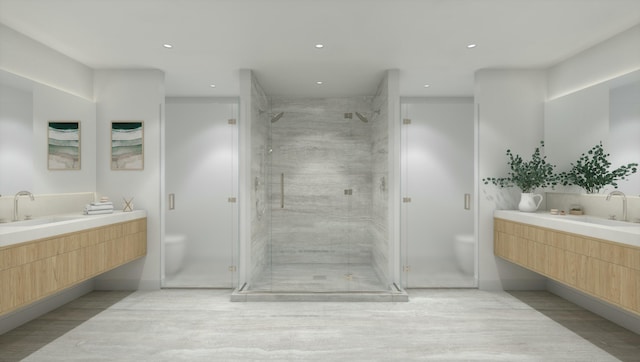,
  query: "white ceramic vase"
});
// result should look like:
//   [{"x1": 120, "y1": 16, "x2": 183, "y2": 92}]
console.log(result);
[{"x1": 518, "y1": 193, "x2": 543, "y2": 212}]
